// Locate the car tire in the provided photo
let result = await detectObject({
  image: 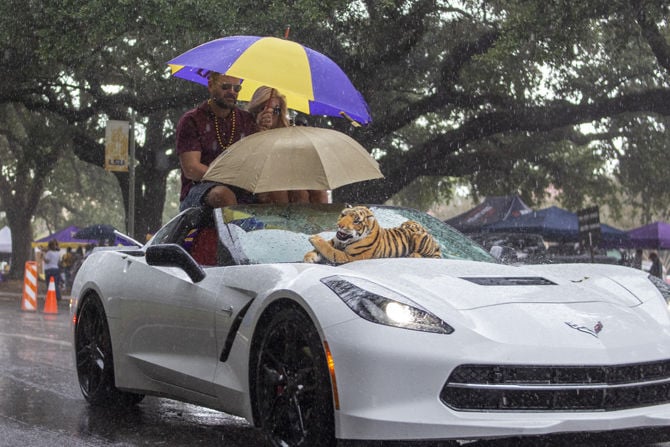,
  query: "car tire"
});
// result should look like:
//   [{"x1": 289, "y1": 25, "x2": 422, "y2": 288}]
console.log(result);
[
  {"x1": 252, "y1": 304, "x2": 336, "y2": 447},
  {"x1": 75, "y1": 295, "x2": 144, "y2": 407}
]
